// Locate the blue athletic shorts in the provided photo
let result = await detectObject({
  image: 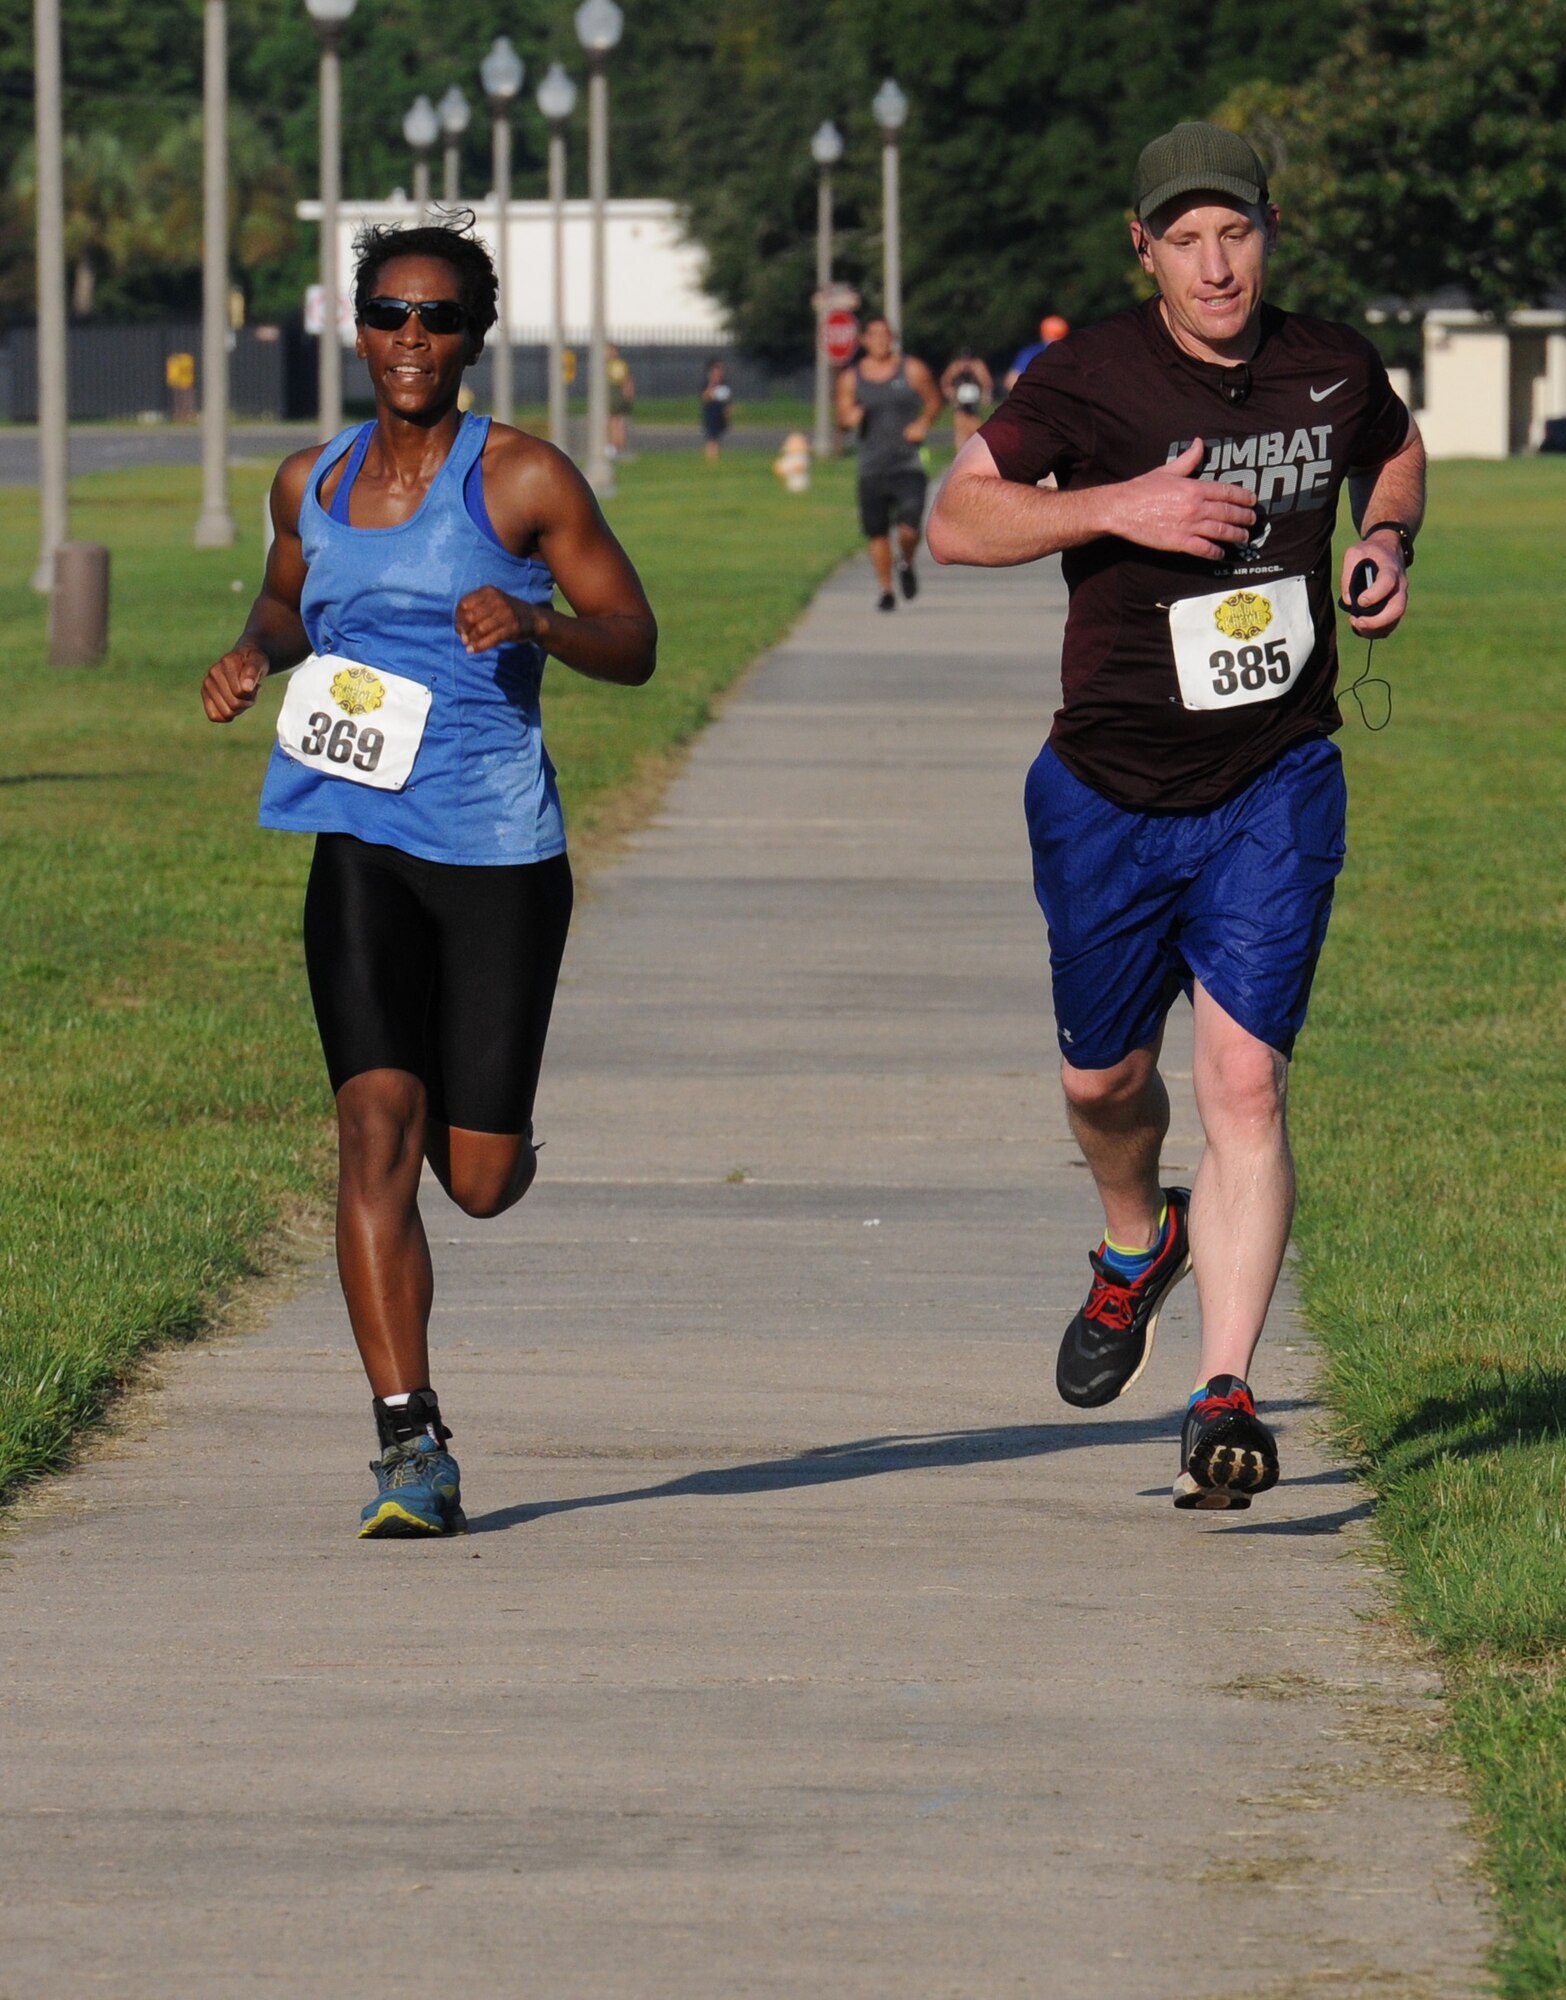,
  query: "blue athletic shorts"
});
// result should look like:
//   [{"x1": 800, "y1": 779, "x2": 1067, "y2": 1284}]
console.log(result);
[{"x1": 1024, "y1": 735, "x2": 1346, "y2": 1069}]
